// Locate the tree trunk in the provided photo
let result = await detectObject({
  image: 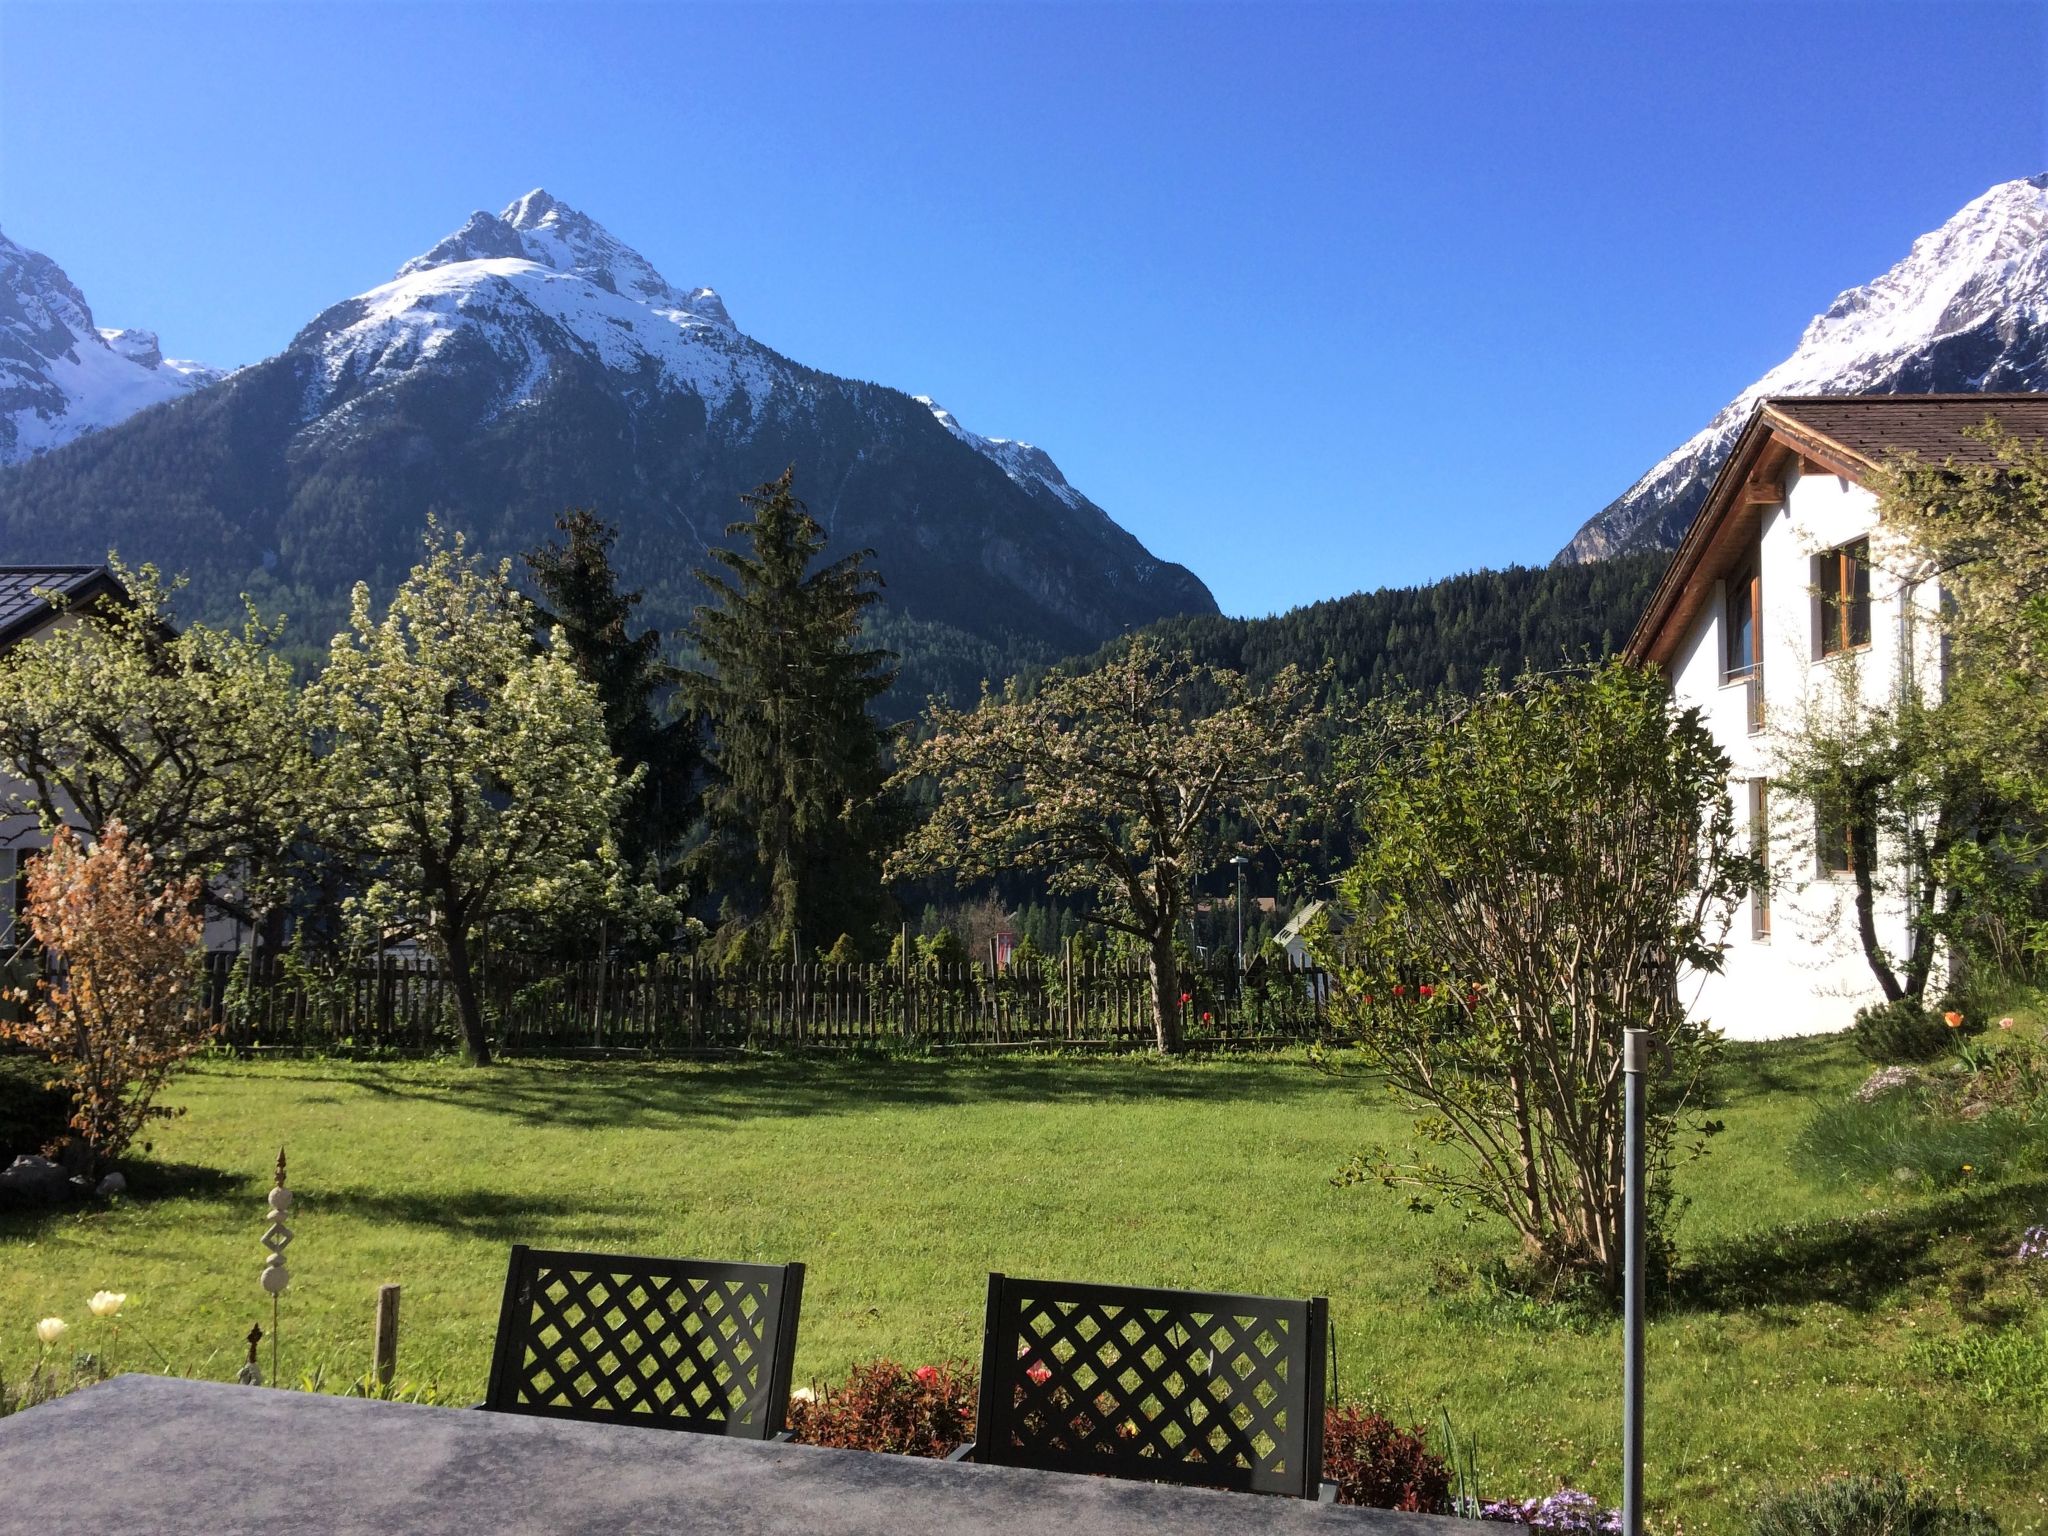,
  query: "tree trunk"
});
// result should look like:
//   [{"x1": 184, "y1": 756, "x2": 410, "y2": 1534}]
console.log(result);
[
  {"x1": 439, "y1": 914, "x2": 493, "y2": 1067},
  {"x1": 1148, "y1": 935, "x2": 1182, "y2": 1055},
  {"x1": 1849, "y1": 794, "x2": 1904, "y2": 1003}
]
